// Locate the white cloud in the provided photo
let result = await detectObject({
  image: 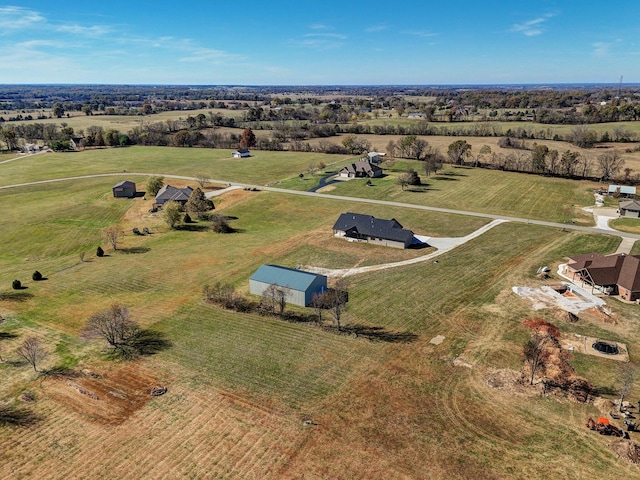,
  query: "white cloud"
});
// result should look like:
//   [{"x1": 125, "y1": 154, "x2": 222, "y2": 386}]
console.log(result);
[
  {"x1": 402, "y1": 30, "x2": 438, "y2": 38},
  {"x1": 179, "y1": 47, "x2": 245, "y2": 63},
  {"x1": 511, "y1": 13, "x2": 555, "y2": 37},
  {"x1": 56, "y1": 24, "x2": 111, "y2": 36},
  {"x1": 592, "y1": 42, "x2": 610, "y2": 57},
  {"x1": 365, "y1": 24, "x2": 389, "y2": 33},
  {"x1": 290, "y1": 31, "x2": 347, "y2": 50},
  {"x1": 16, "y1": 39, "x2": 67, "y2": 49},
  {"x1": 0, "y1": 6, "x2": 45, "y2": 32},
  {"x1": 305, "y1": 33, "x2": 347, "y2": 40},
  {"x1": 309, "y1": 23, "x2": 332, "y2": 30}
]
